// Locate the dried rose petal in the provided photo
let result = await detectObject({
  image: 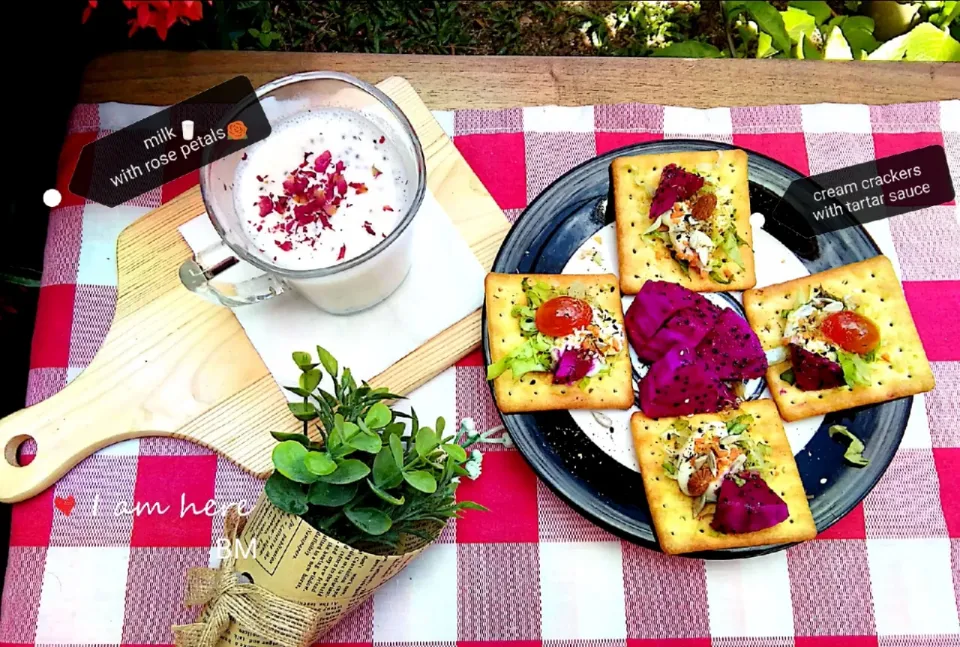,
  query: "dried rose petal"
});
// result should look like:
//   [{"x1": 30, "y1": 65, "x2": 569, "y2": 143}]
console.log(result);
[
  {"x1": 314, "y1": 150, "x2": 332, "y2": 173},
  {"x1": 371, "y1": 165, "x2": 382, "y2": 178},
  {"x1": 363, "y1": 221, "x2": 376, "y2": 235},
  {"x1": 378, "y1": 135, "x2": 385, "y2": 144},
  {"x1": 335, "y1": 175, "x2": 347, "y2": 196},
  {"x1": 337, "y1": 244, "x2": 347, "y2": 260},
  {"x1": 274, "y1": 196, "x2": 289, "y2": 213},
  {"x1": 283, "y1": 175, "x2": 308, "y2": 195},
  {"x1": 348, "y1": 182, "x2": 368, "y2": 195},
  {"x1": 258, "y1": 196, "x2": 273, "y2": 217},
  {"x1": 323, "y1": 203, "x2": 338, "y2": 217},
  {"x1": 275, "y1": 240, "x2": 293, "y2": 252},
  {"x1": 383, "y1": 205, "x2": 394, "y2": 212},
  {"x1": 335, "y1": 160, "x2": 345, "y2": 173}
]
